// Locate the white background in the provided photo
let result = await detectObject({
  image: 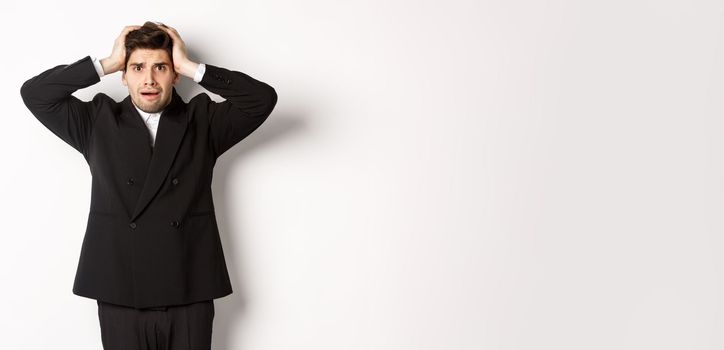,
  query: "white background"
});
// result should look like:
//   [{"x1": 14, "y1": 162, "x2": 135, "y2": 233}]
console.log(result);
[{"x1": 2, "y1": 0, "x2": 724, "y2": 349}]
